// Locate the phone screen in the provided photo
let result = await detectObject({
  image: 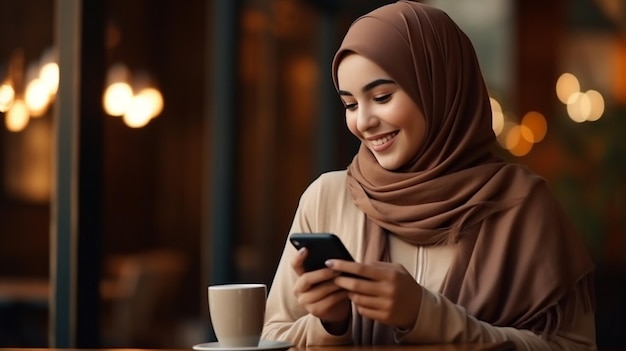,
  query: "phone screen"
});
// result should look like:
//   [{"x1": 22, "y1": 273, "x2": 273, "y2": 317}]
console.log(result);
[{"x1": 289, "y1": 233, "x2": 355, "y2": 273}]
